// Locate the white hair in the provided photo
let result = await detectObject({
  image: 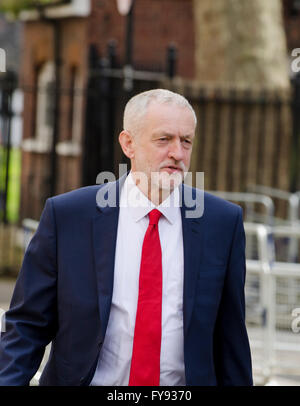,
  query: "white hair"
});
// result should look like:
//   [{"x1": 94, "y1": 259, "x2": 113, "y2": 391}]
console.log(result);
[{"x1": 123, "y1": 88, "x2": 197, "y2": 135}]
